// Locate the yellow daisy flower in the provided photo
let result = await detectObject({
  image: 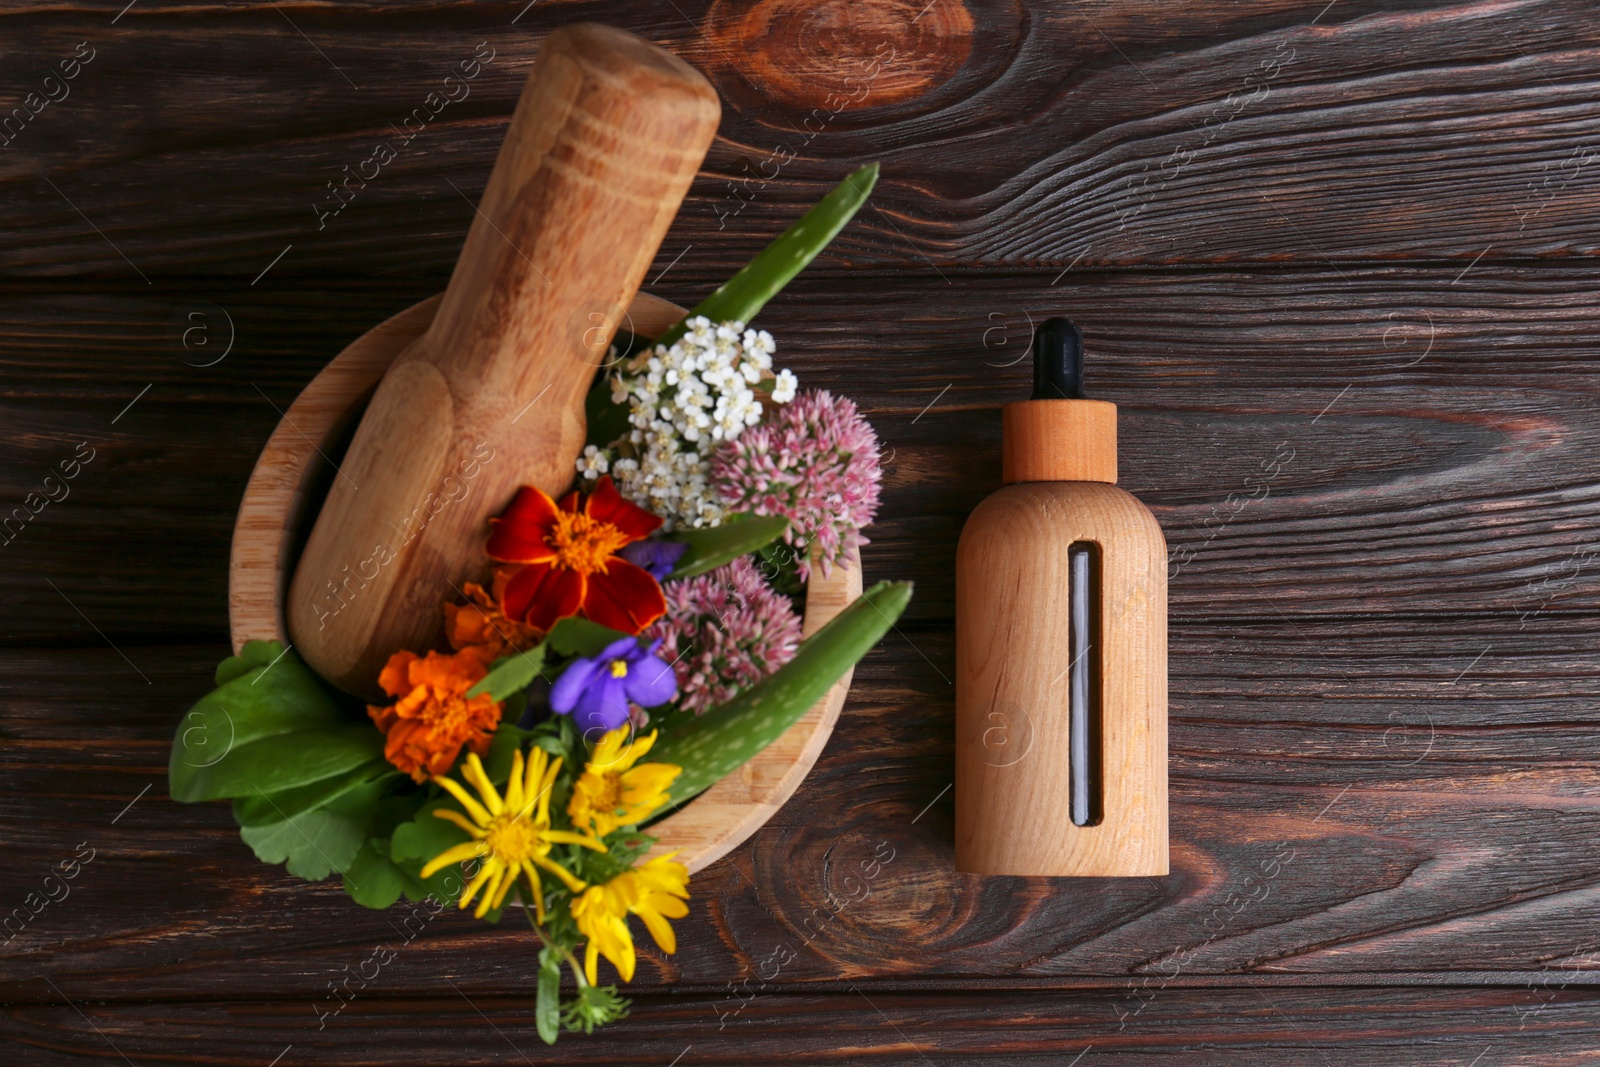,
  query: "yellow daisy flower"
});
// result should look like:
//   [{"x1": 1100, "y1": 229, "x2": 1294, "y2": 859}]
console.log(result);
[
  {"x1": 421, "y1": 748, "x2": 604, "y2": 921},
  {"x1": 567, "y1": 728, "x2": 682, "y2": 840},
  {"x1": 571, "y1": 852, "x2": 691, "y2": 984}
]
